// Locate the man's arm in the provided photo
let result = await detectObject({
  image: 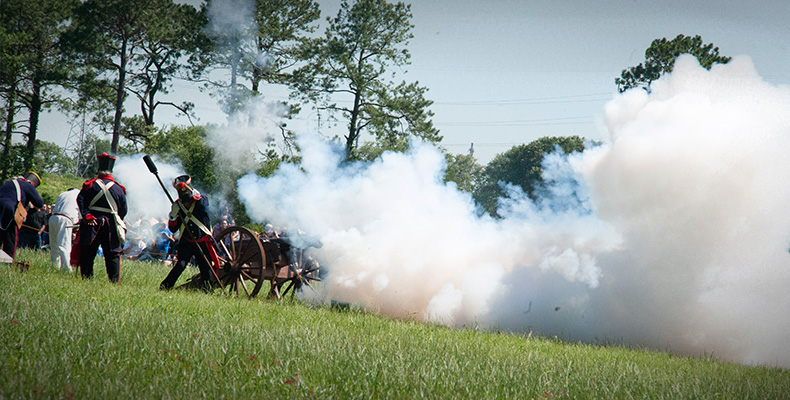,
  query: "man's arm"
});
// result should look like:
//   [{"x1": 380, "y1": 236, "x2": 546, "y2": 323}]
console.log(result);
[{"x1": 22, "y1": 182, "x2": 44, "y2": 208}]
